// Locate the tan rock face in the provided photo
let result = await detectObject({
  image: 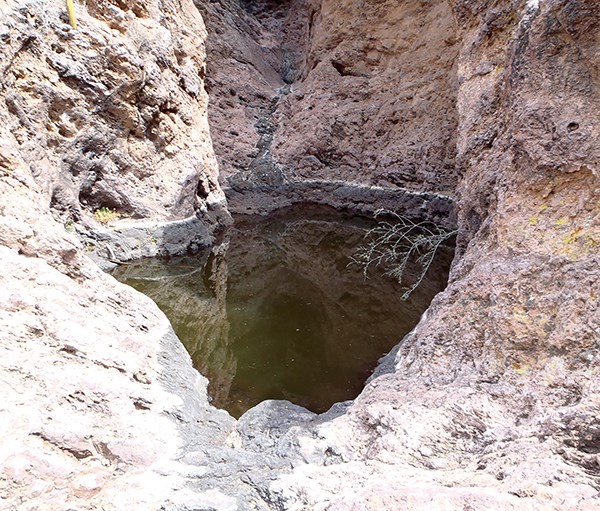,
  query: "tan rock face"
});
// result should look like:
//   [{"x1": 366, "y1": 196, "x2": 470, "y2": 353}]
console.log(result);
[
  {"x1": 1, "y1": 0, "x2": 599, "y2": 509},
  {"x1": 1, "y1": 0, "x2": 225, "y2": 229},
  {"x1": 0, "y1": 135, "x2": 236, "y2": 510},
  {"x1": 0, "y1": 2, "x2": 242, "y2": 509}
]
